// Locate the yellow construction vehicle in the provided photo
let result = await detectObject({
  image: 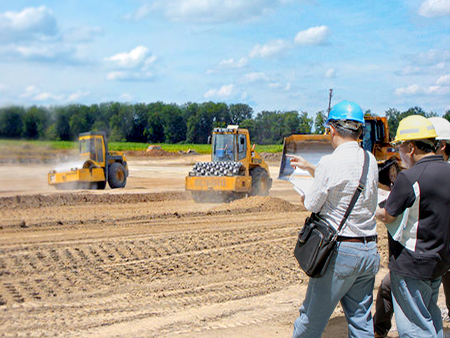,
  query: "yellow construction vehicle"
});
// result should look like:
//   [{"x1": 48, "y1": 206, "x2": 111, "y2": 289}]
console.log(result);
[
  {"x1": 185, "y1": 125, "x2": 272, "y2": 202},
  {"x1": 48, "y1": 132, "x2": 128, "y2": 189},
  {"x1": 279, "y1": 116, "x2": 401, "y2": 187}
]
